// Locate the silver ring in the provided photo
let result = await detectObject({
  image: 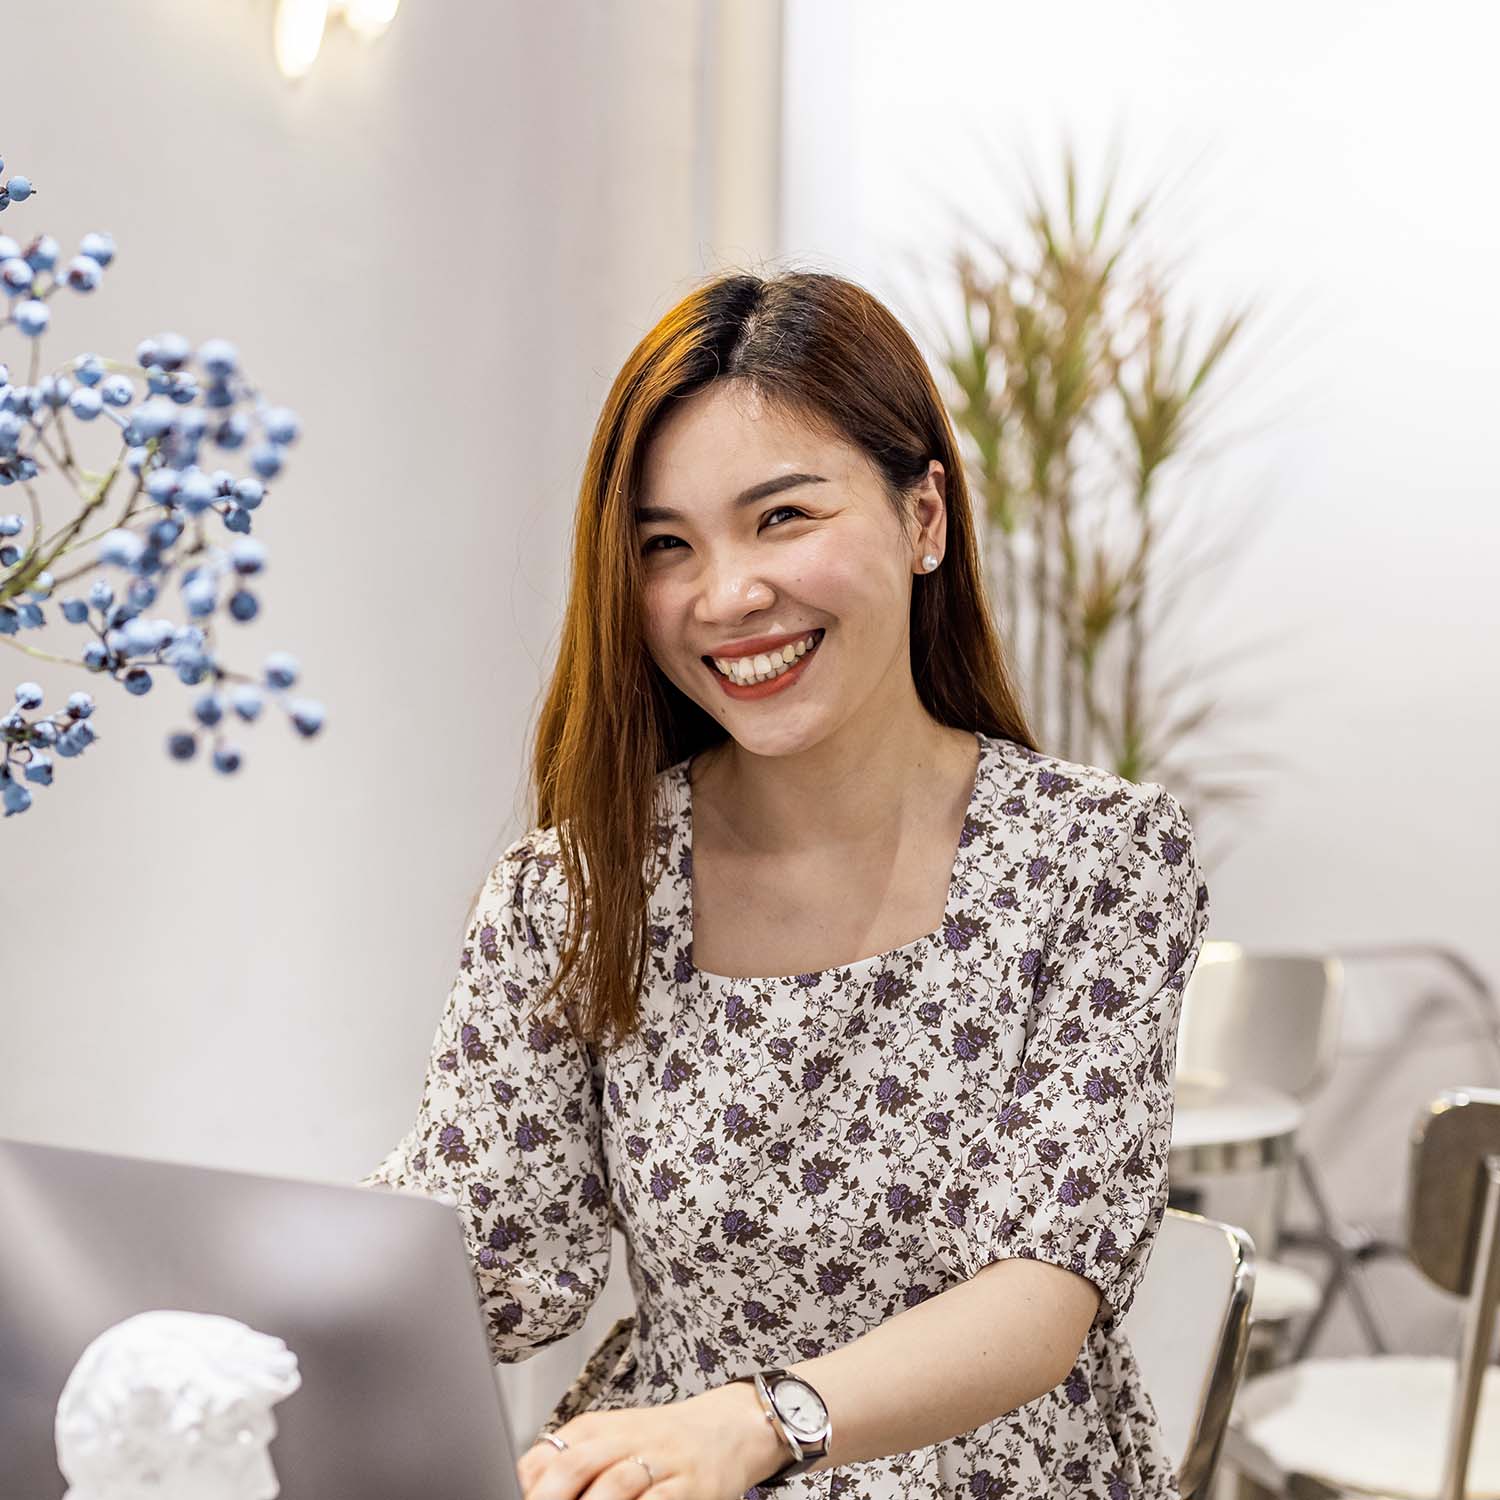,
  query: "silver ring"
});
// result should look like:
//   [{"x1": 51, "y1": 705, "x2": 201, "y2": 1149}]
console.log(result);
[
  {"x1": 627, "y1": 1453, "x2": 655, "y2": 1485},
  {"x1": 542, "y1": 1433, "x2": 568, "y2": 1451}
]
